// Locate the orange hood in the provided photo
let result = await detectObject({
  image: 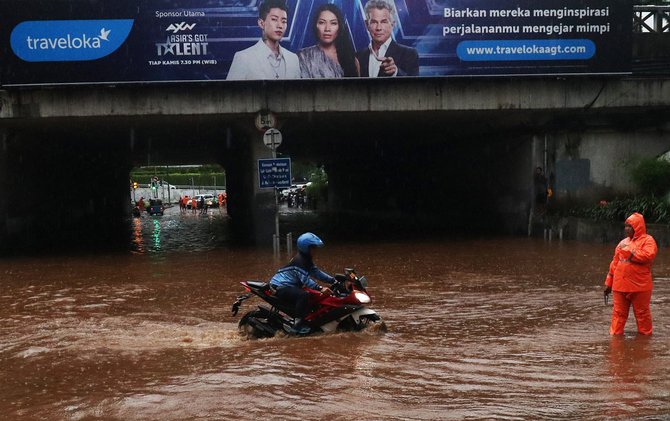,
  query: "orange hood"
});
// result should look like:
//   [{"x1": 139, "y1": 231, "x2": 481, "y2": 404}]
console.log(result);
[{"x1": 626, "y1": 212, "x2": 647, "y2": 238}]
